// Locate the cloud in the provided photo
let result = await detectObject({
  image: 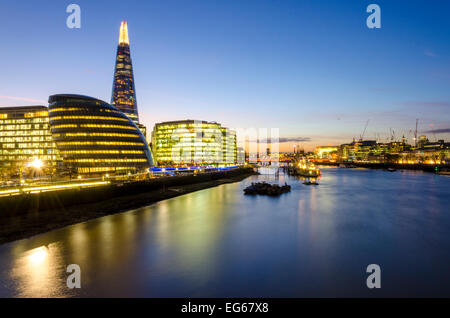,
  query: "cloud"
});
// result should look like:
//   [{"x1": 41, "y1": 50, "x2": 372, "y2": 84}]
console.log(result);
[
  {"x1": 422, "y1": 128, "x2": 450, "y2": 134},
  {"x1": 279, "y1": 137, "x2": 311, "y2": 143},
  {"x1": 403, "y1": 101, "x2": 450, "y2": 108},
  {"x1": 0, "y1": 95, "x2": 47, "y2": 104},
  {"x1": 424, "y1": 49, "x2": 437, "y2": 58},
  {"x1": 250, "y1": 136, "x2": 311, "y2": 143}
]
